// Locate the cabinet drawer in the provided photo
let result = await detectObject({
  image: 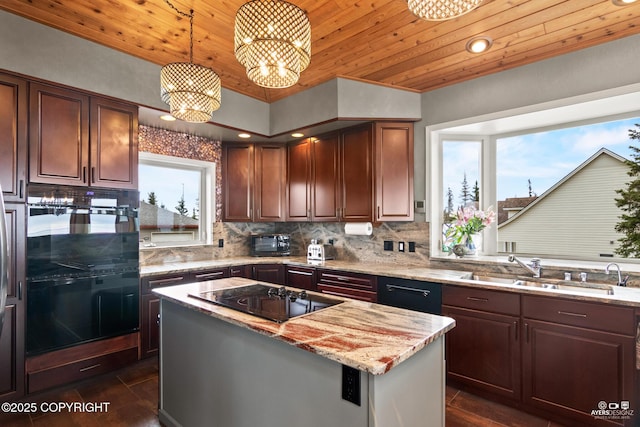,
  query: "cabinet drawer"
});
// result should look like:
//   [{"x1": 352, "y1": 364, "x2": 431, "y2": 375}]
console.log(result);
[
  {"x1": 317, "y1": 284, "x2": 377, "y2": 302},
  {"x1": 191, "y1": 268, "x2": 229, "y2": 282},
  {"x1": 27, "y1": 347, "x2": 138, "y2": 394},
  {"x1": 317, "y1": 270, "x2": 377, "y2": 292},
  {"x1": 285, "y1": 266, "x2": 316, "y2": 291},
  {"x1": 442, "y1": 285, "x2": 520, "y2": 316},
  {"x1": 141, "y1": 274, "x2": 189, "y2": 293},
  {"x1": 523, "y1": 295, "x2": 635, "y2": 335}
]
